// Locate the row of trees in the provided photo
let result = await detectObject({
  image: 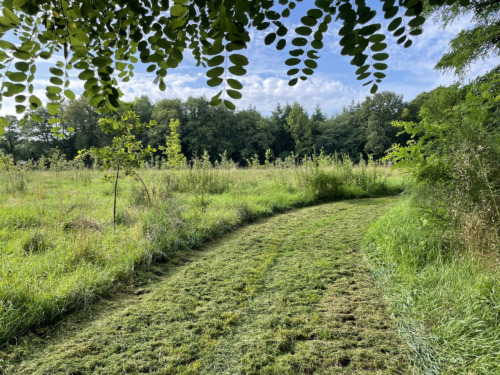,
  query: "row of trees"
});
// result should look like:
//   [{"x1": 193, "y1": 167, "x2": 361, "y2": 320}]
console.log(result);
[{"x1": 1, "y1": 91, "x2": 429, "y2": 165}]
